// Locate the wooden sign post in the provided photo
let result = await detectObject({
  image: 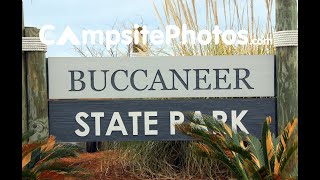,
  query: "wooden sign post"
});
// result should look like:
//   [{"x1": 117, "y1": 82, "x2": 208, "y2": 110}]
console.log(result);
[
  {"x1": 22, "y1": 1, "x2": 27, "y2": 134},
  {"x1": 22, "y1": 9, "x2": 49, "y2": 143},
  {"x1": 22, "y1": 2, "x2": 49, "y2": 142},
  {"x1": 275, "y1": 0, "x2": 298, "y2": 131},
  {"x1": 23, "y1": 28, "x2": 49, "y2": 142}
]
